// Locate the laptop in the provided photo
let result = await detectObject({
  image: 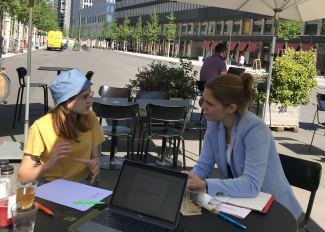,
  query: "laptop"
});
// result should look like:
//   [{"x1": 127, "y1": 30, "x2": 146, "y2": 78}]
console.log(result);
[
  {"x1": 77, "y1": 160, "x2": 188, "y2": 232},
  {"x1": 227, "y1": 67, "x2": 246, "y2": 76}
]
